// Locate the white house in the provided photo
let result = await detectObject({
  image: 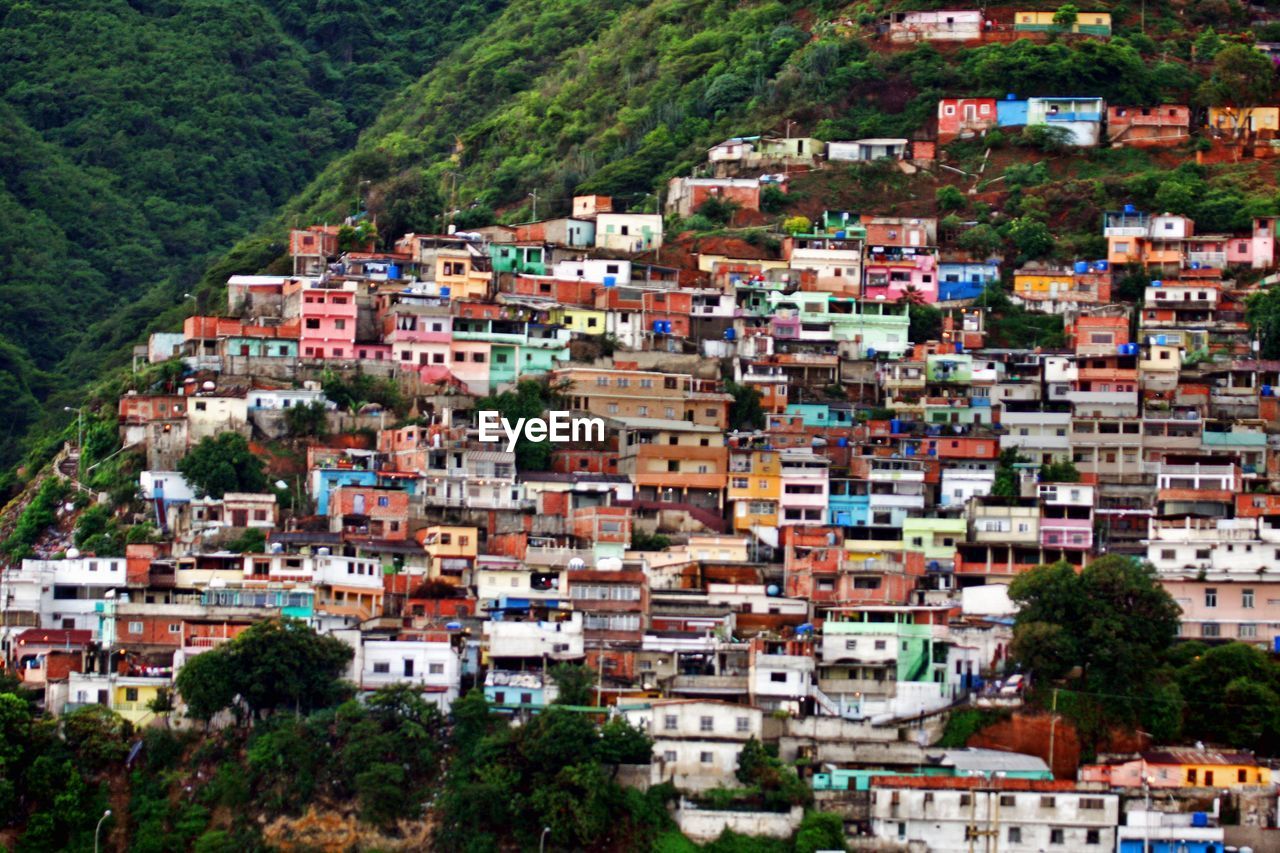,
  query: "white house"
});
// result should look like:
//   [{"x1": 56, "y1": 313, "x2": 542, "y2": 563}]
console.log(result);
[{"x1": 622, "y1": 699, "x2": 768, "y2": 791}]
